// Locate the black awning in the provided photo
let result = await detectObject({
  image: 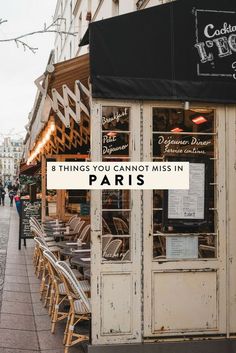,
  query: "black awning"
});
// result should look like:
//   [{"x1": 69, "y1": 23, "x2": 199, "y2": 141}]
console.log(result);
[{"x1": 84, "y1": 0, "x2": 236, "y2": 103}]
